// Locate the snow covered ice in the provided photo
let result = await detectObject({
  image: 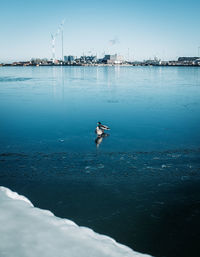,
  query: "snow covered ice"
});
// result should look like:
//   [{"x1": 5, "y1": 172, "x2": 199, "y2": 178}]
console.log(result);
[{"x1": 0, "y1": 186, "x2": 152, "y2": 257}]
